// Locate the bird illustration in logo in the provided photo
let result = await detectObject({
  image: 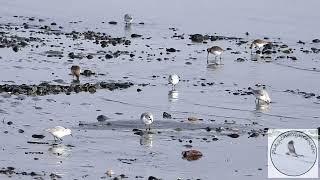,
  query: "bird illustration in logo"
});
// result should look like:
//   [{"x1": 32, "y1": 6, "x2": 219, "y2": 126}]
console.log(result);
[{"x1": 286, "y1": 140, "x2": 303, "y2": 157}]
